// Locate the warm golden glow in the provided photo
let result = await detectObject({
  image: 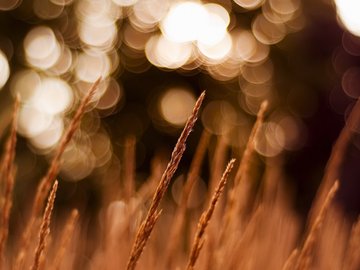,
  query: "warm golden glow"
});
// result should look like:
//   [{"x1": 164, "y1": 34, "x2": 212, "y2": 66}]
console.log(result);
[
  {"x1": 78, "y1": 18, "x2": 117, "y2": 50},
  {"x1": 262, "y1": 1, "x2": 301, "y2": 24},
  {"x1": 132, "y1": 0, "x2": 170, "y2": 31},
  {"x1": 240, "y1": 81, "x2": 271, "y2": 99},
  {"x1": 171, "y1": 174, "x2": 206, "y2": 208},
  {"x1": 107, "y1": 200, "x2": 127, "y2": 235},
  {"x1": 252, "y1": 14, "x2": 286, "y2": 45},
  {"x1": 207, "y1": 59, "x2": 242, "y2": 81},
  {"x1": 48, "y1": 46, "x2": 73, "y2": 75},
  {"x1": 0, "y1": 51, "x2": 10, "y2": 89},
  {"x1": 198, "y1": 32, "x2": 232, "y2": 62},
  {"x1": 234, "y1": 0, "x2": 264, "y2": 10},
  {"x1": 17, "y1": 105, "x2": 53, "y2": 137},
  {"x1": 91, "y1": 132, "x2": 112, "y2": 167},
  {"x1": 112, "y1": 0, "x2": 138, "y2": 7},
  {"x1": 145, "y1": 34, "x2": 193, "y2": 69},
  {"x1": 33, "y1": 0, "x2": 64, "y2": 19},
  {"x1": 342, "y1": 67, "x2": 360, "y2": 98},
  {"x1": 197, "y1": 3, "x2": 230, "y2": 46},
  {"x1": 0, "y1": 0, "x2": 305, "y2": 162},
  {"x1": 232, "y1": 30, "x2": 257, "y2": 62},
  {"x1": 255, "y1": 122, "x2": 285, "y2": 157},
  {"x1": 242, "y1": 60, "x2": 273, "y2": 84},
  {"x1": 201, "y1": 101, "x2": 236, "y2": 135},
  {"x1": 75, "y1": 51, "x2": 111, "y2": 83},
  {"x1": 161, "y1": 1, "x2": 208, "y2": 43},
  {"x1": 61, "y1": 142, "x2": 96, "y2": 180},
  {"x1": 10, "y1": 70, "x2": 40, "y2": 102},
  {"x1": 246, "y1": 41, "x2": 270, "y2": 64},
  {"x1": 50, "y1": 0, "x2": 74, "y2": 6},
  {"x1": 278, "y1": 116, "x2": 306, "y2": 151},
  {"x1": 160, "y1": 88, "x2": 196, "y2": 126},
  {"x1": 30, "y1": 77, "x2": 73, "y2": 115},
  {"x1": 123, "y1": 24, "x2": 152, "y2": 51},
  {"x1": 96, "y1": 78, "x2": 122, "y2": 110},
  {"x1": 76, "y1": 0, "x2": 120, "y2": 22},
  {"x1": 30, "y1": 117, "x2": 64, "y2": 150},
  {"x1": 0, "y1": 0, "x2": 21, "y2": 11},
  {"x1": 24, "y1": 26, "x2": 61, "y2": 70},
  {"x1": 269, "y1": 0, "x2": 300, "y2": 15},
  {"x1": 11, "y1": 69, "x2": 74, "y2": 150},
  {"x1": 335, "y1": 0, "x2": 360, "y2": 37}
]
